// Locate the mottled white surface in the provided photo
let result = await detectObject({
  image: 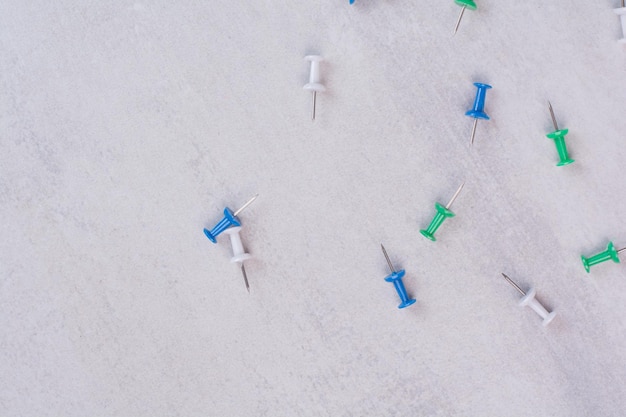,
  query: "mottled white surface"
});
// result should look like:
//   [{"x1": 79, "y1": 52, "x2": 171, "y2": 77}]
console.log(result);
[{"x1": 1, "y1": 1, "x2": 626, "y2": 416}]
